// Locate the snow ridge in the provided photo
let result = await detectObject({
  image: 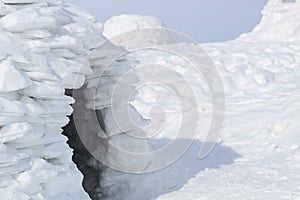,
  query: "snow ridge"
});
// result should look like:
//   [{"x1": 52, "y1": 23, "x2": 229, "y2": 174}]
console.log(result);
[{"x1": 240, "y1": 0, "x2": 300, "y2": 41}]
